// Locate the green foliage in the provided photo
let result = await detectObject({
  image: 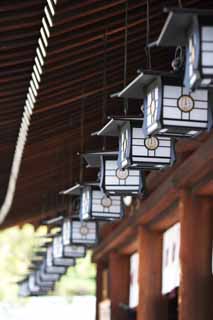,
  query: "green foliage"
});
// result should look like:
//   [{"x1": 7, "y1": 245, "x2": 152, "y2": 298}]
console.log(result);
[{"x1": 0, "y1": 225, "x2": 96, "y2": 302}]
